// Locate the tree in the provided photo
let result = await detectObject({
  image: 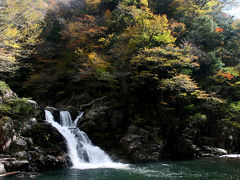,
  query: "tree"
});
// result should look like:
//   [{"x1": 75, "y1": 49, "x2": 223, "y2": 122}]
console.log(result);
[
  {"x1": 60, "y1": 15, "x2": 107, "y2": 51},
  {"x1": 150, "y1": 0, "x2": 174, "y2": 16},
  {"x1": 131, "y1": 43, "x2": 199, "y2": 84},
  {"x1": 0, "y1": 0, "x2": 45, "y2": 71},
  {"x1": 171, "y1": 0, "x2": 236, "y2": 23},
  {"x1": 124, "y1": 10, "x2": 176, "y2": 53},
  {"x1": 187, "y1": 15, "x2": 219, "y2": 51}
]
